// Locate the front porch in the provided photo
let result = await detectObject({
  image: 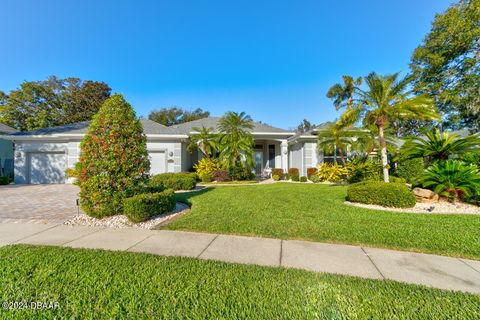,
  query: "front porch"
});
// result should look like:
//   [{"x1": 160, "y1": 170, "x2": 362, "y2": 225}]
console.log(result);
[{"x1": 252, "y1": 139, "x2": 288, "y2": 176}]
